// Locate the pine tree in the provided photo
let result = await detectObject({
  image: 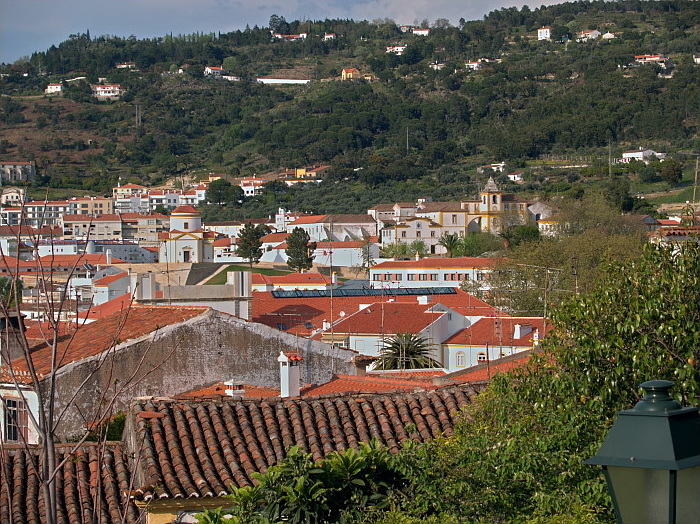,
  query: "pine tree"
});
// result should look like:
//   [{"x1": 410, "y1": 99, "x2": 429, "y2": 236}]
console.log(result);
[
  {"x1": 285, "y1": 227, "x2": 316, "y2": 272},
  {"x1": 236, "y1": 222, "x2": 266, "y2": 267}
]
